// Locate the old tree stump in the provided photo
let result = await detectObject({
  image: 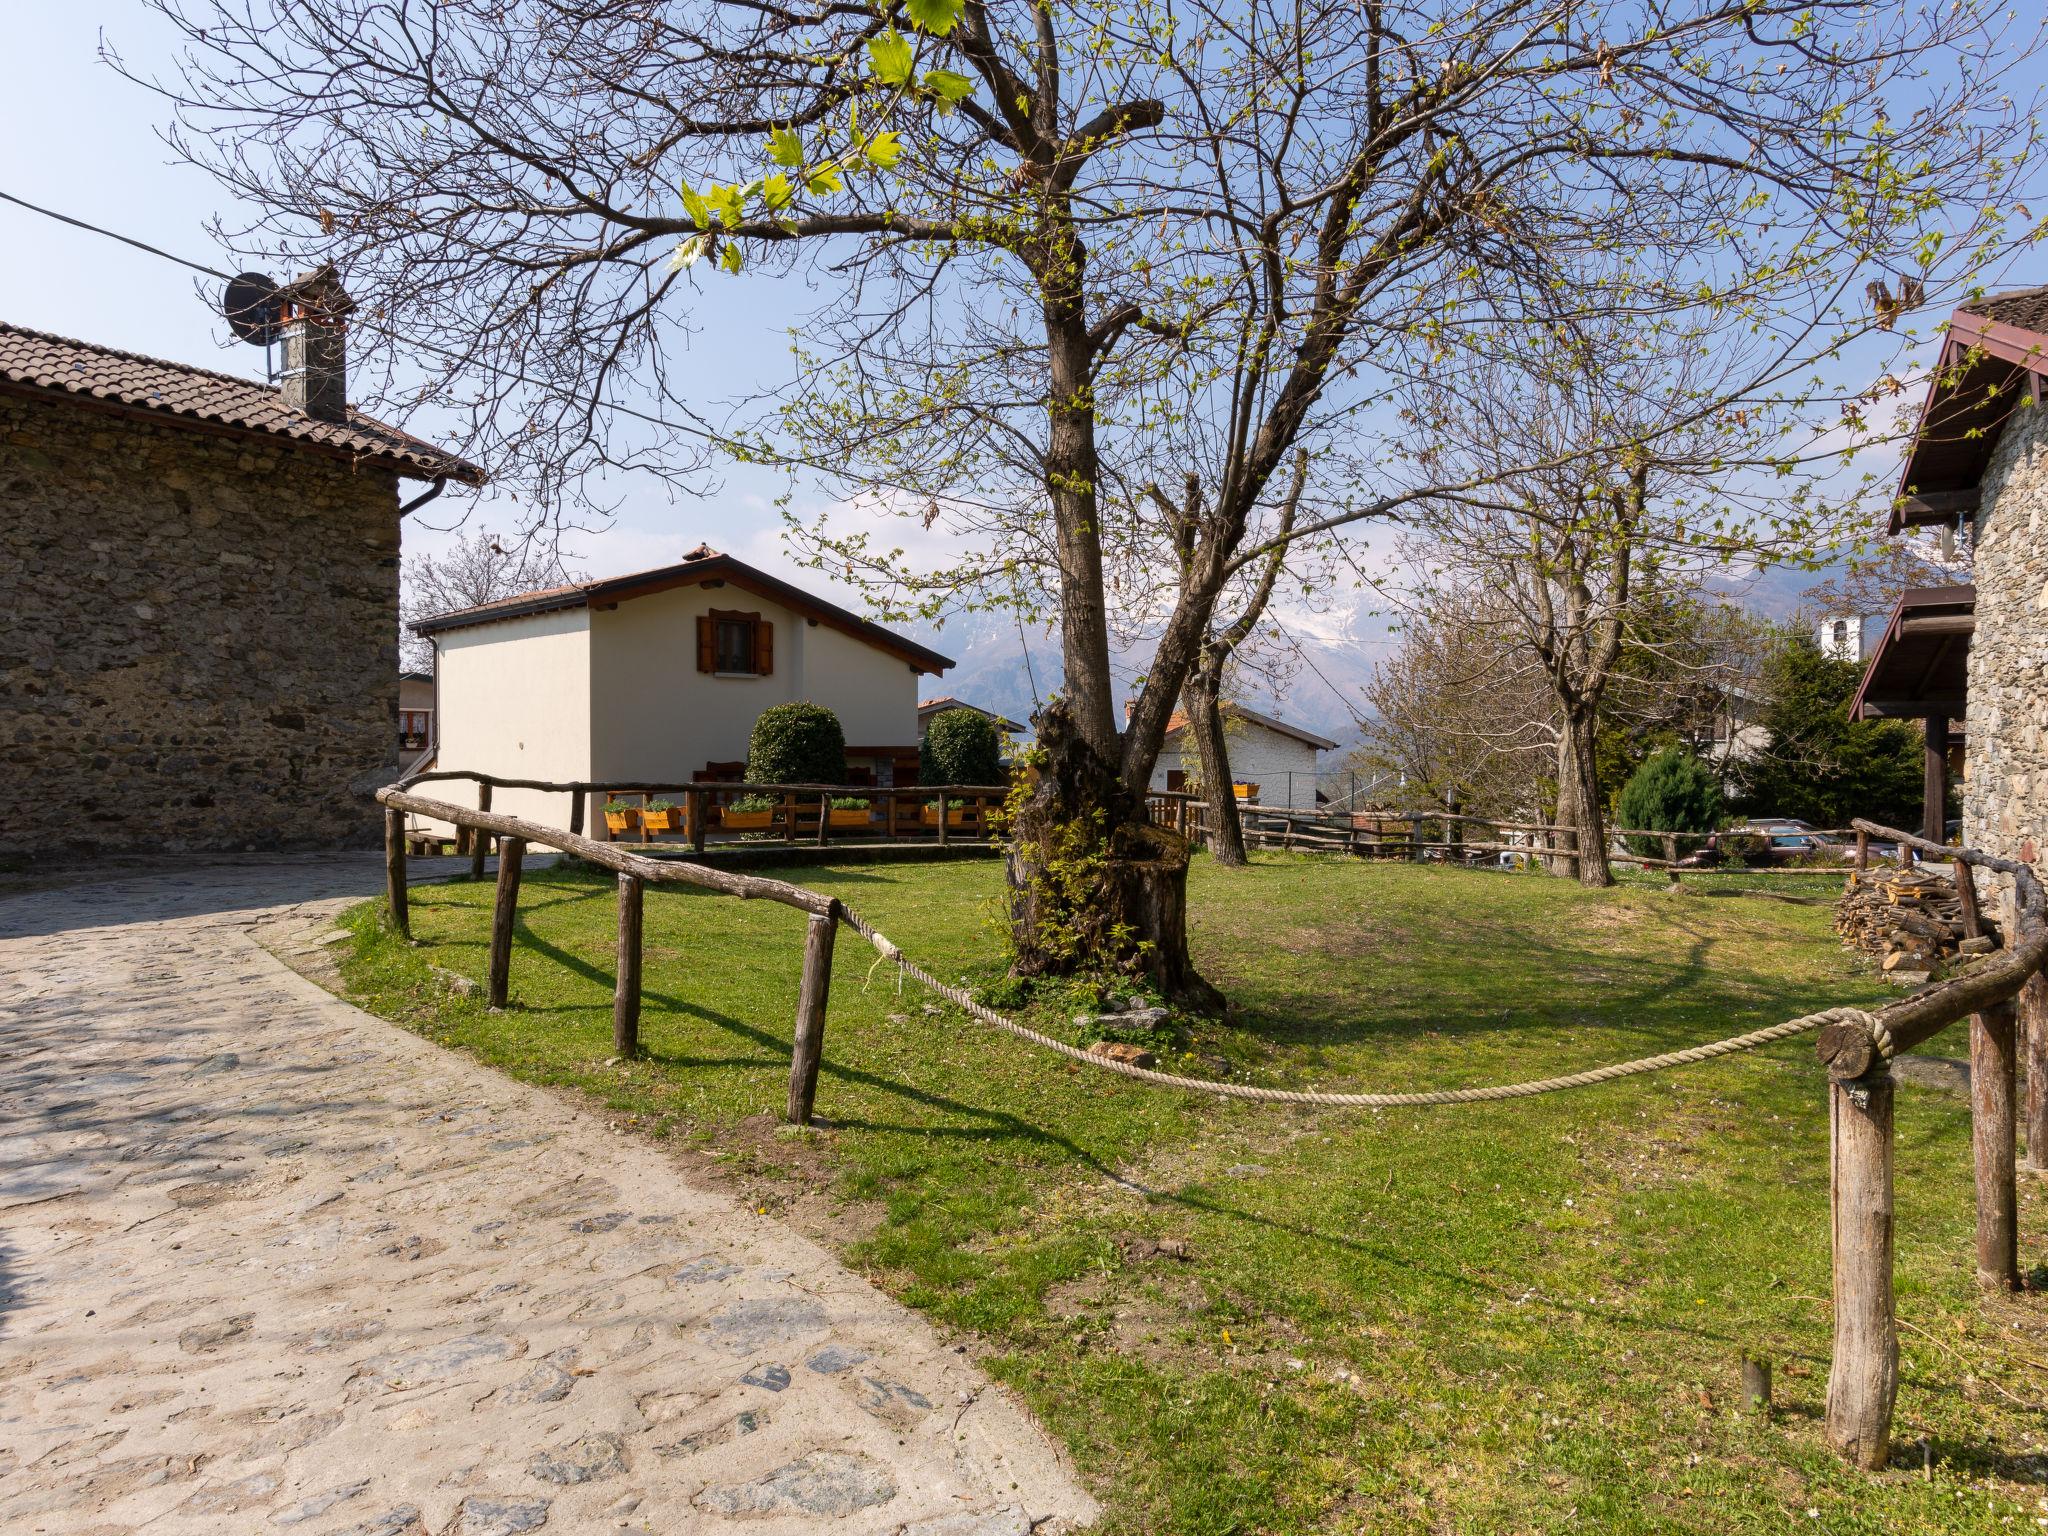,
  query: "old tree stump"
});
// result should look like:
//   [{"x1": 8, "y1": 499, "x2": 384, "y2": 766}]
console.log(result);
[{"x1": 1003, "y1": 702, "x2": 1221, "y2": 1010}]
